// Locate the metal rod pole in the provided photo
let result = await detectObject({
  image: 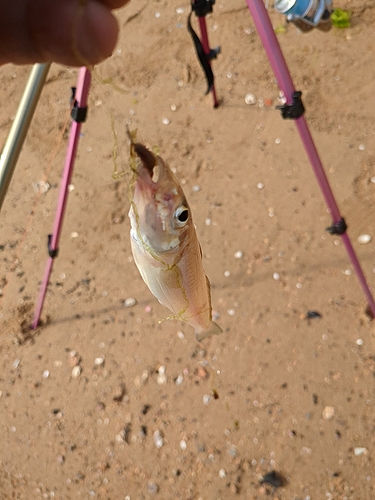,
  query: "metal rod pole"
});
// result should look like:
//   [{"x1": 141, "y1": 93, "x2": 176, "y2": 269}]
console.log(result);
[
  {"x1": 0, "y1": 63, "x2": 51, "y2": 212},
  {"x1": 245, "y1": 0, "x2": 375, "y2": 317}
]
